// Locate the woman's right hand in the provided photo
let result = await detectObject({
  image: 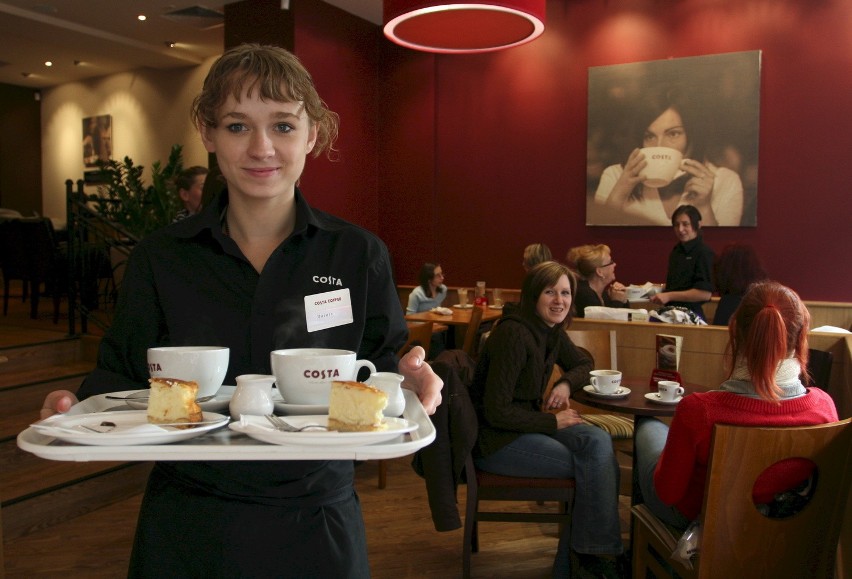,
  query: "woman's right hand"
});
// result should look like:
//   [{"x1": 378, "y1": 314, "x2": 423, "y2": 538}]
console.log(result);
[
  {"x1": 606, "y1": 148, "x2": 647, "y2": 208},
  {"x1": 40, "y1": 390, "x2": 78, "y2": 420},
  {"x1": 555, "y1": 407, "x2": 584, "y2": 429}
]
